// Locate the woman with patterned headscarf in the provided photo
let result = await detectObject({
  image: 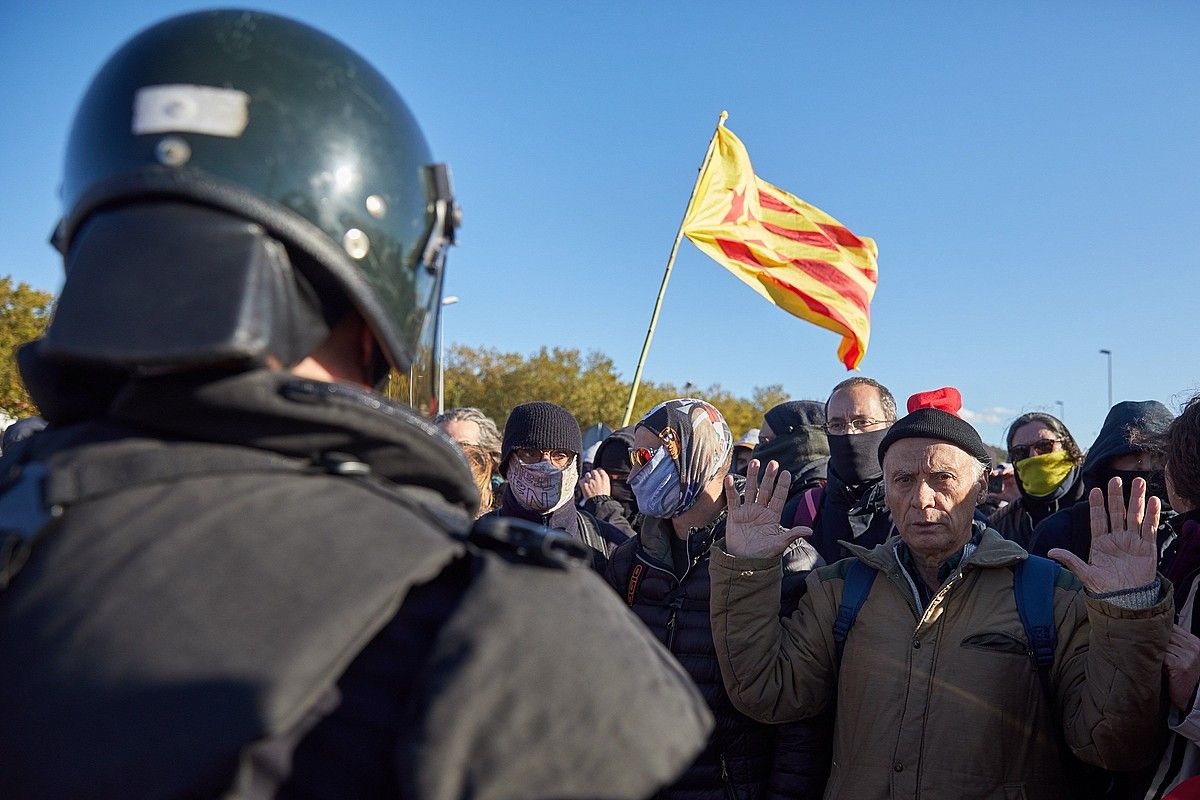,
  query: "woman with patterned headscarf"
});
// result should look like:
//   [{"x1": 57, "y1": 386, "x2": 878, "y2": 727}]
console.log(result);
[{"x1": 605, "y1": 398, "x2": 828, "y2": 800}]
